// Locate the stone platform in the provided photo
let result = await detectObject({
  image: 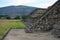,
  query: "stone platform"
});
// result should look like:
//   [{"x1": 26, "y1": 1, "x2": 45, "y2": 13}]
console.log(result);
[{"x1": 3, "y1": 29, "x2": 60, "y2": 40}]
